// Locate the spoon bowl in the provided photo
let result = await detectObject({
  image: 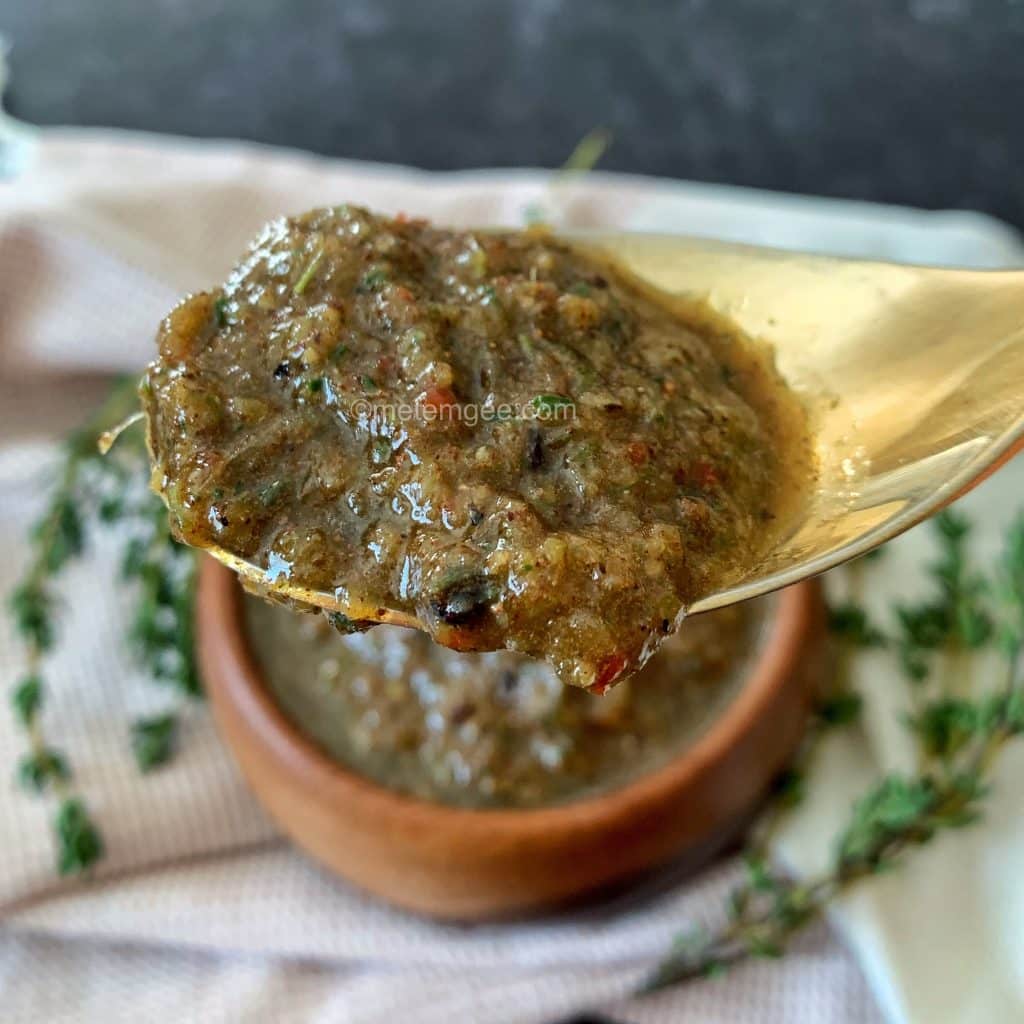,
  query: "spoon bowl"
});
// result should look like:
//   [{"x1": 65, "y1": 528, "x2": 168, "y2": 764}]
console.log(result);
[
  {"x1": 582, "y1": 232, "x2": 1024, "y2": 613},
  {"x1": 199, "y1": 232, "x2": 1024, "y2": 623}
]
